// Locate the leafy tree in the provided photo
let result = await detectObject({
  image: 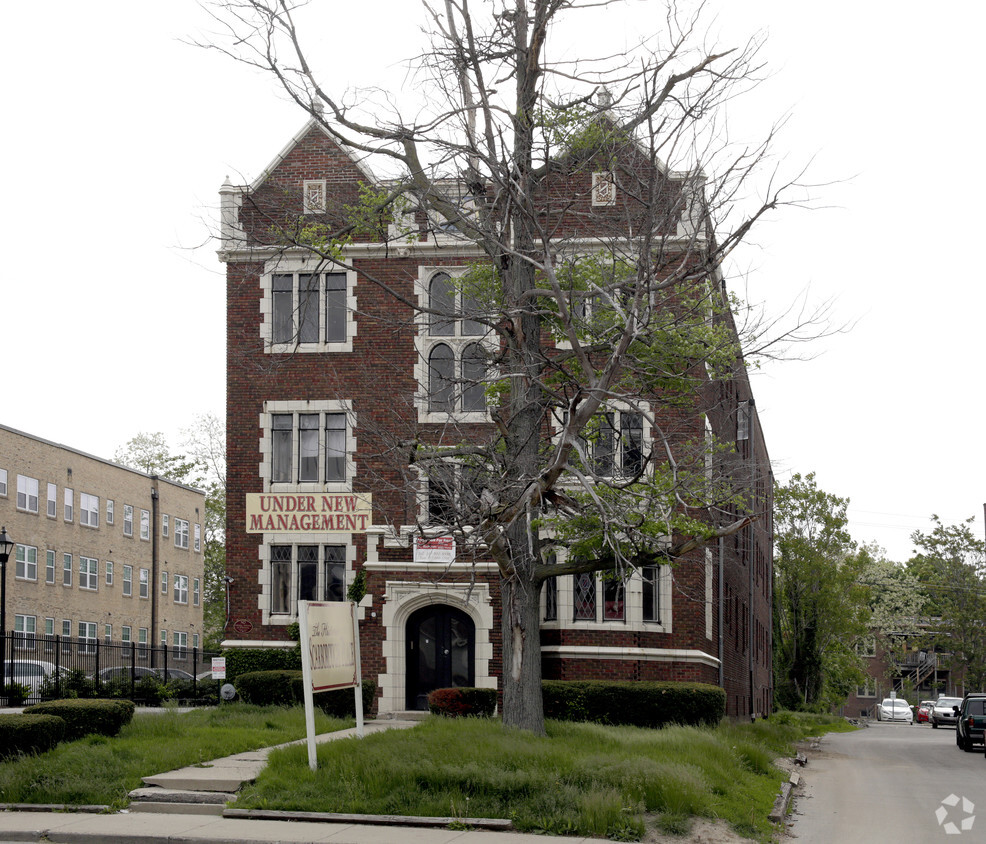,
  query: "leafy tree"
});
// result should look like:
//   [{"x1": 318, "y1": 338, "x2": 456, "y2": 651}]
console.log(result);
[
  {"x1": 773, "y1": 473, "x2": 869, "y2": 709},
  {"x1": 114, "y1": 432, "x2": 198, "y2": 482},
  {"x1": 116, "y1": 417, "x2": 228, "y2": 649},
  {"x1": 203, "y1": 0, "x2": 822, "y2": 733},
  {"x1": 907, "y1": 517, "x2": 986, "y2": 693}
]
